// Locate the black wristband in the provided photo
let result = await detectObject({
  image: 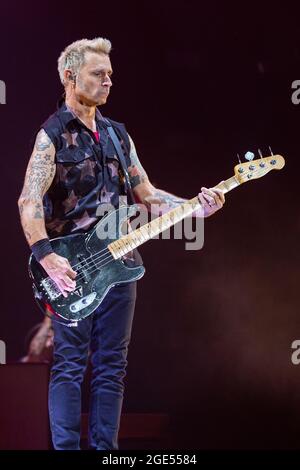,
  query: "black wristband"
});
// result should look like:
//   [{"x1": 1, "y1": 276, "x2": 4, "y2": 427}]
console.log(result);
[{"x1": 31, "y1": 238, "x2": 53, "y2": 262}]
